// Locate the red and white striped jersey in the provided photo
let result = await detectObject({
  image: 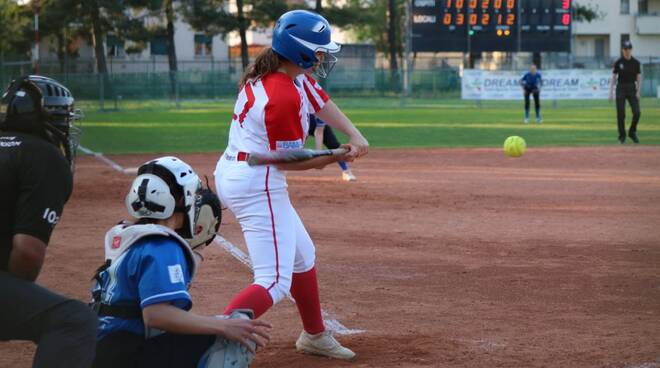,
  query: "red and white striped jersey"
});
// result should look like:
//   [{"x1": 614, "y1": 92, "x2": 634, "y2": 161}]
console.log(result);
[{"x1": 224, "y1": 72, "x2": 329, "y2": 157}]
